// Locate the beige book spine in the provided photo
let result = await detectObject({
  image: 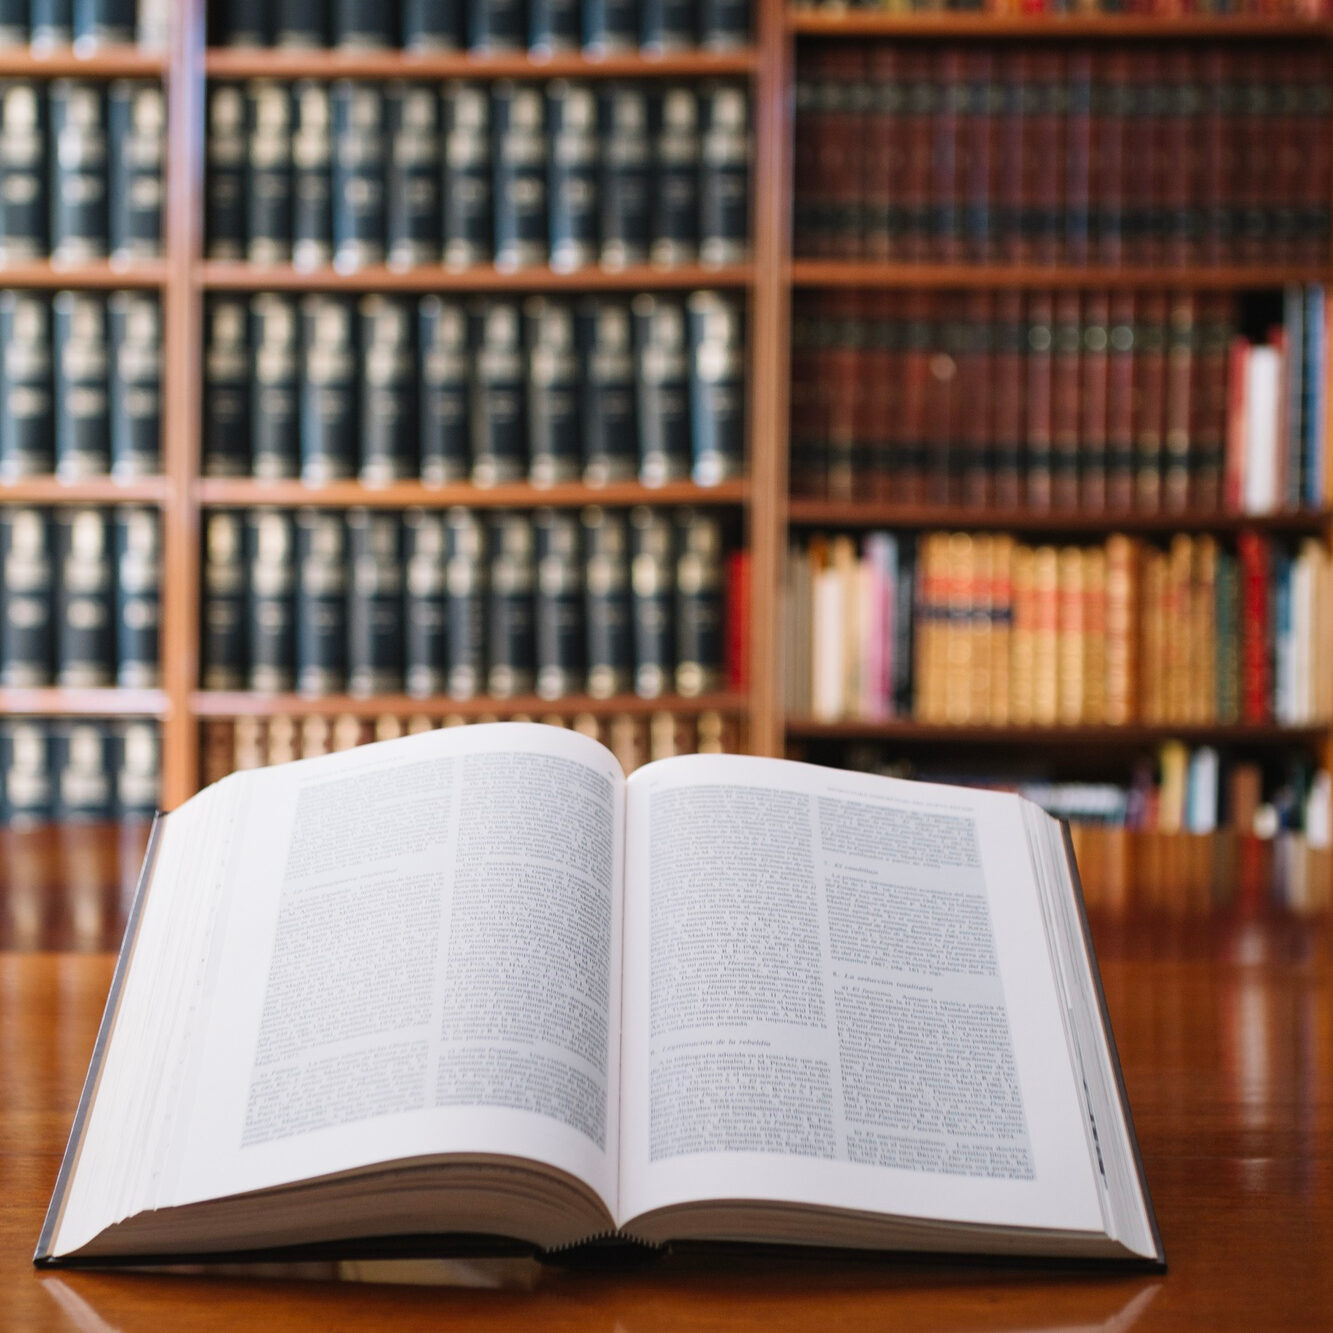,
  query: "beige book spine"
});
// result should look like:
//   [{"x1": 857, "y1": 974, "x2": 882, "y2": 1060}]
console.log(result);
[
  {"x1": 1031, "y1": 545, "x2": 1060, "y2": 726},
  {"x1": 946, "y1": 532, "x2": 974, "y2": 723},
  {"x1": 1082, "y1": 545, "x2": 1107, "y2": 726},
  {"x1": 1104, "y1": 534, "x2": 1136, "y2": 726},
  {"x1": 989, "y1": 534, "x2": 1014, "y2": 726},
  {"x1": 1193, "y1": 536, "x2": 1218, "y2": 724},
  {"x1": 1057, "y1": 545, "x2": 1085, "y2": 725},
  {"x1": 1009, "y1": 543, "x2": 1036, "y2": 726}
]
